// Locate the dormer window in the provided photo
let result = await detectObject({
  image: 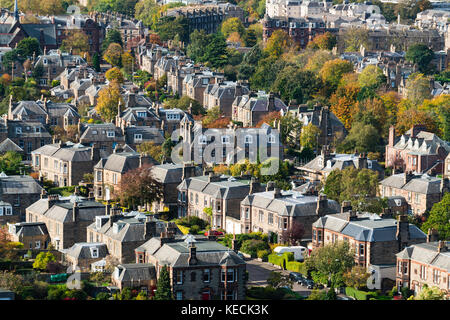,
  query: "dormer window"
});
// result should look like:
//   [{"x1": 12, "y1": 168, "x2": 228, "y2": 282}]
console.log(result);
[
  {"x1": 107, "y1": 131, "x2": 115, "y2": 138},
  {"x1": 221, "y1": 135, "x2": 230, "y2": 145},
  {"x1": 137, "y1": 112, "x2": 146, "y2": 118},
  {"x1": 16, "y1": 127, "x2": 22, "y2": 134},
  {"x1": 43, "y1": 58, "x2": 48, "y2": 65},
  {"x1": 90, "y1": 247, "x2": 99, "y2": 258},
  {"x1": 134, "y1": 133, "x2": 143, "y2": 141}
]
